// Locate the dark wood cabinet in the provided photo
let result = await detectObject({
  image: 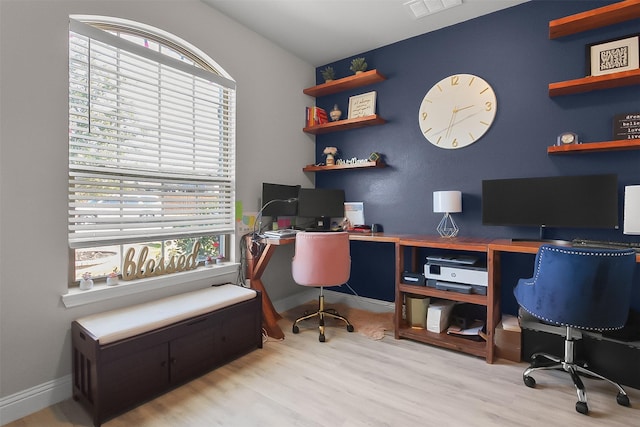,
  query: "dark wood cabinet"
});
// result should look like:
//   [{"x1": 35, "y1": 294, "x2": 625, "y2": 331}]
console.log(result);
[{"x1": 72, "y1": 293, "x2": 262, "y2": 426}]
